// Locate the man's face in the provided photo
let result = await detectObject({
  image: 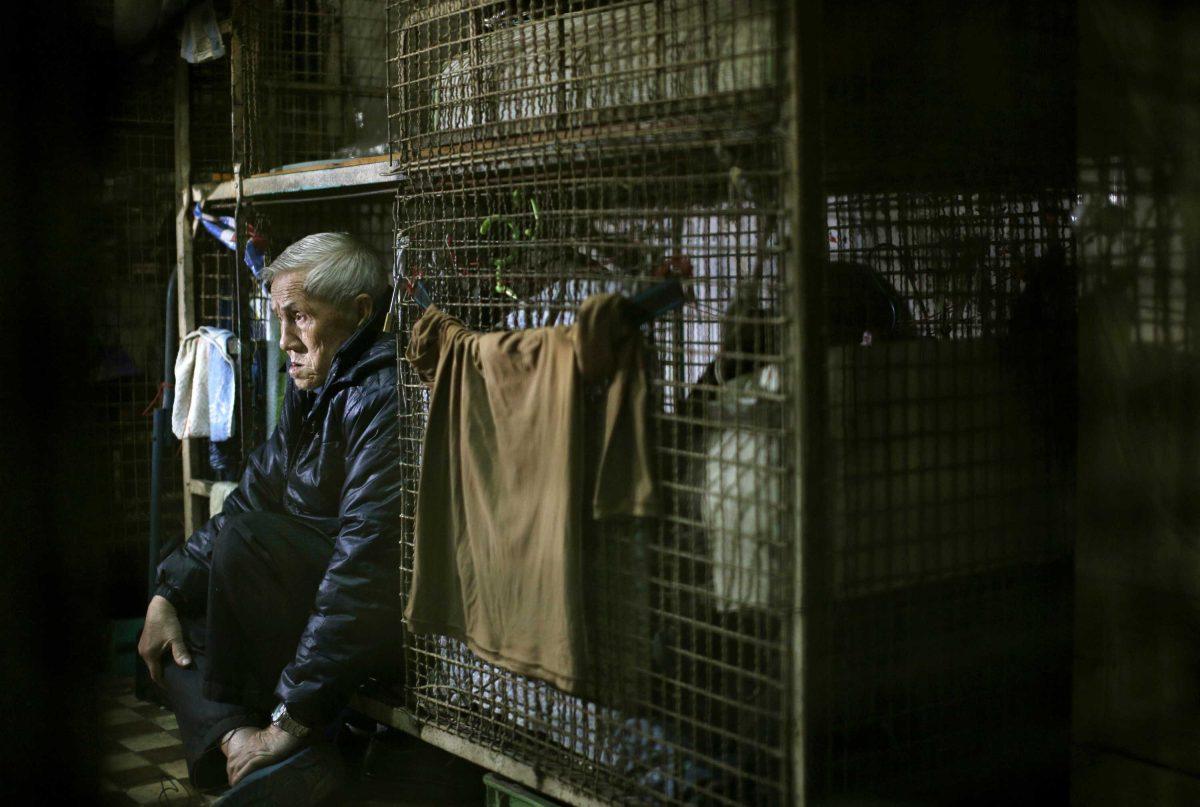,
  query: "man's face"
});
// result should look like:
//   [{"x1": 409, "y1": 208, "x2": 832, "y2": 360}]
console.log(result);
[{"x1": 270, "y1": 270, "x2": 359, "y2": 390}]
